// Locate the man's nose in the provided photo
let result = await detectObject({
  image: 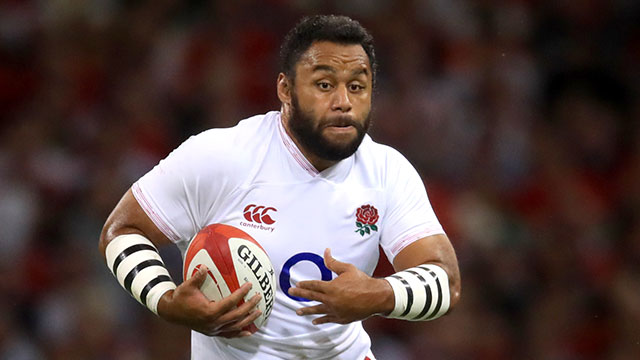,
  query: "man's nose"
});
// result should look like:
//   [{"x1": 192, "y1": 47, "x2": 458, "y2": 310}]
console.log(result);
[{"x1": 330, "y1": 85, "x2": 352, "y2": 113}]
